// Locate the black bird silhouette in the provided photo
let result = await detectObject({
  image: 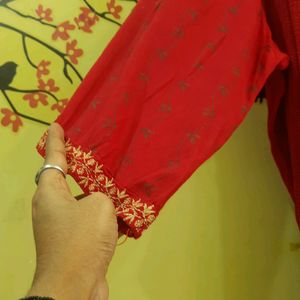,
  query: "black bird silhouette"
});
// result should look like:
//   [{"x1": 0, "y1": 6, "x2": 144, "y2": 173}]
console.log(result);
[{"x1": 0, "y1": 61, "x2": 18, "y2": 90}]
